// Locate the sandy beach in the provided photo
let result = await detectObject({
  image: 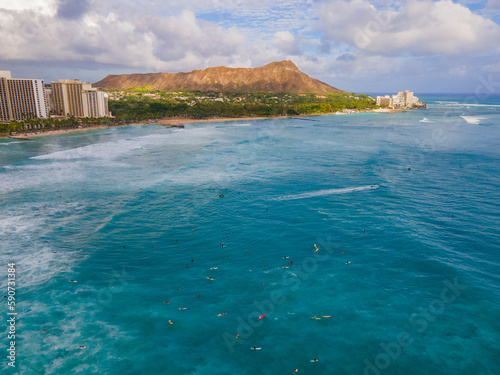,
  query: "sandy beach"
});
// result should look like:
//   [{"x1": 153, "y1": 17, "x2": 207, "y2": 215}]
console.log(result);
[
  {"x1": 5, "y1": 116, "x2": 280, "y2": 139},
  {"x1": 4, "y1": 110, "x2": 402, "y2": 140}
]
